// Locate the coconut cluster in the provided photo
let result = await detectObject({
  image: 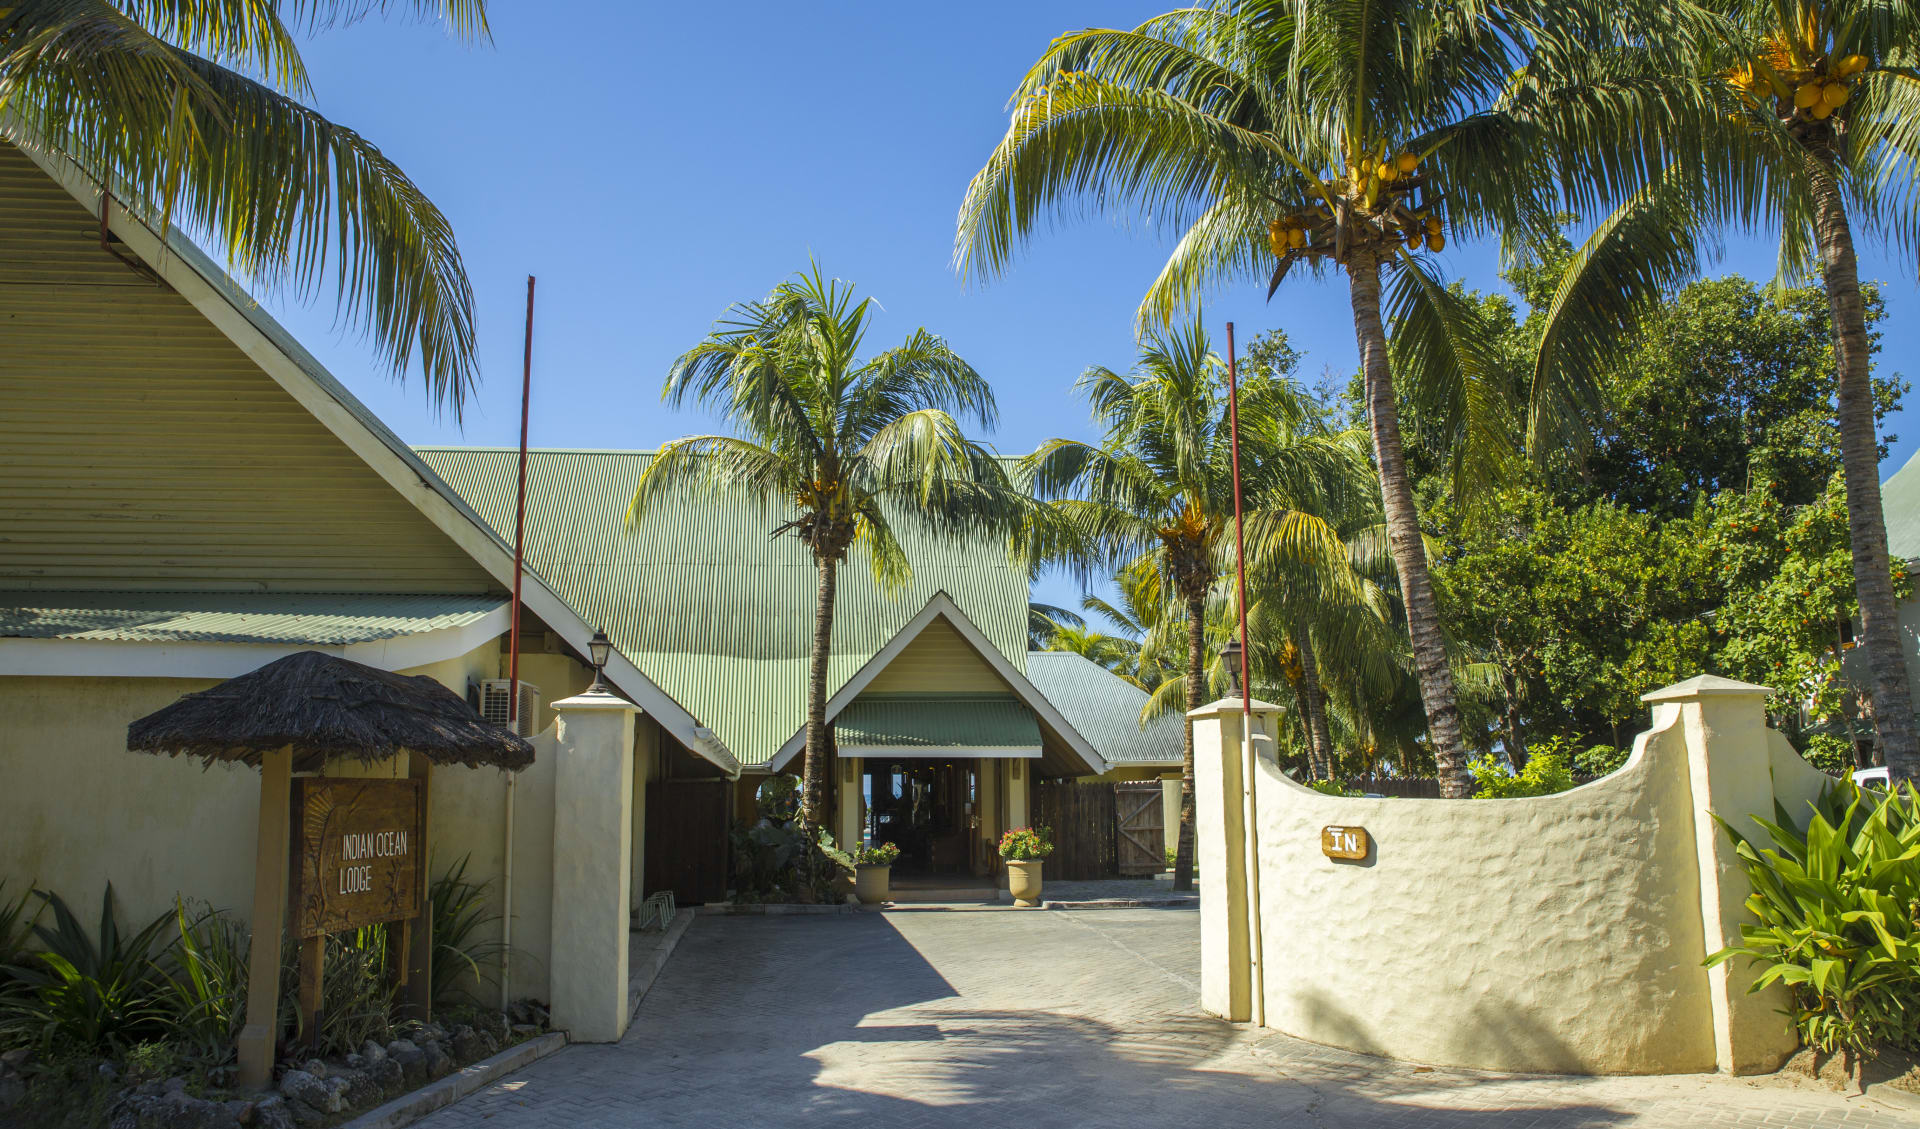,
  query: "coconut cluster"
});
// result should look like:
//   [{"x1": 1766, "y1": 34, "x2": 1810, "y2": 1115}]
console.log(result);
[
  {"x1": 1727, "y1": 45, "x2": 1868, "y2": 123},
  {"x1": 1265, "y1": 145, "x2": 1444, "y2": 268}
]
